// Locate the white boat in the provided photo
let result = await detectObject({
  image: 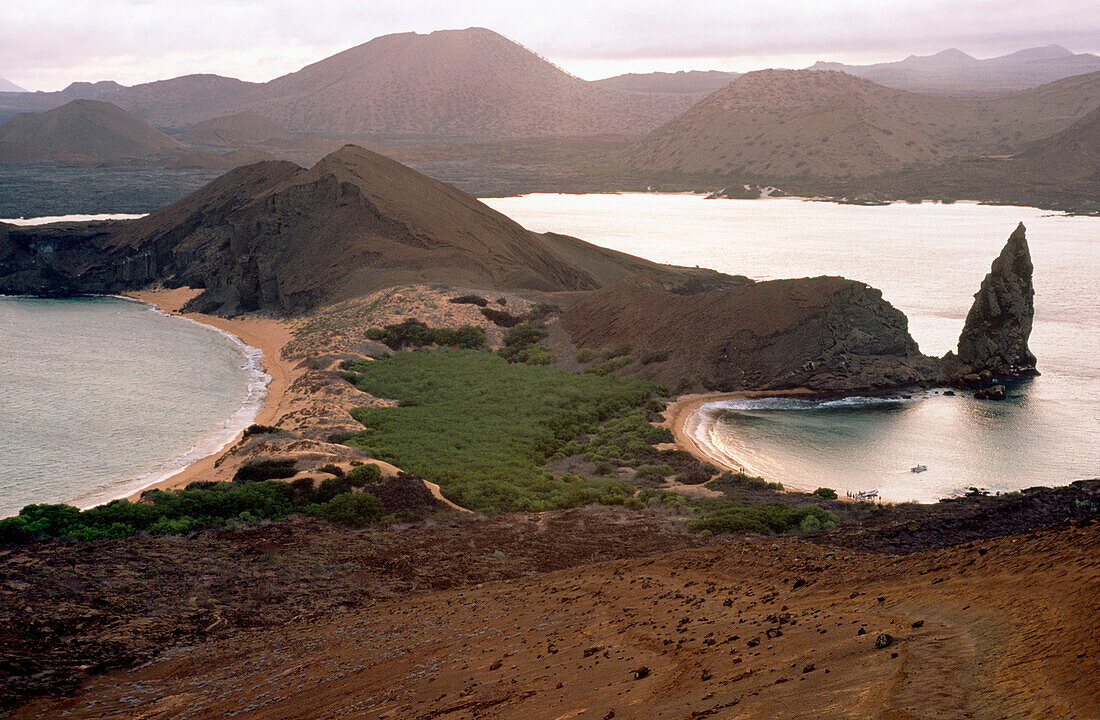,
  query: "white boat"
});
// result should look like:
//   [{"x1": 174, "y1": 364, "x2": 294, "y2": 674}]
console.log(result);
[
  {"x1": 854, "y1": 489, "x2": 879, "y2": 499},
  {"x1": 911, "y1": 464, "x2": 928, "y2": 473}
]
